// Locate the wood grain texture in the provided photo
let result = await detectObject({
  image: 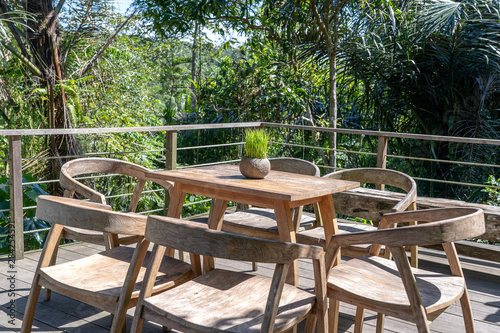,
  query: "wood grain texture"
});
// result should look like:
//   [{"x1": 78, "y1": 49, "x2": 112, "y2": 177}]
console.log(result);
[
  {"x1": 22, "y1": 195, "x2": 195, "y2": 333},
  {"x1": 38, "y1": 245, "x2": 192, "y2": 303},
  {"x1": 10, "y1": 238, "x2": 500, "y2": 333},
  {"x1": 145, "y1": 216, "x2": 324, "y2": 263},
  {"x1": 218, "y1": 158, "x2": 320, "y2": 248},
  {"x1": 325, "y1": 168, "x2": 417, "y2": 221},
  {"x1": 58, "y1": 157, "x2": 174, "y2": 248},
  {"x1": 325, "y1": 208, "x2": 484, "y2": 249},
  {"x1": 331, "y1": 187, "x2": 500, "y2": 242},
  {"x1": 139, "y1": 269, "x2": 316, "y2": 333},
  {"x1": 153, "y1": 164, "x2": 357, "y2": 286},
  {"x1": 36, "y1": 196, "x2": 147, "y2": 235},
  {"x1": 8, "y1": 135, "x2": 24, "y2": 259},
  {"x1": 327, "y1": 255, "x2": 465, "y2": 322},
  {"x1": 147, "y1": 165, "x2": 359, "y2": 202},
  {"x1": 132, "y1": 216, "x2": 326, "y2": 332},
  {"x1": 326, "y1": 207, "x2": 484, "y2": 333}
]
